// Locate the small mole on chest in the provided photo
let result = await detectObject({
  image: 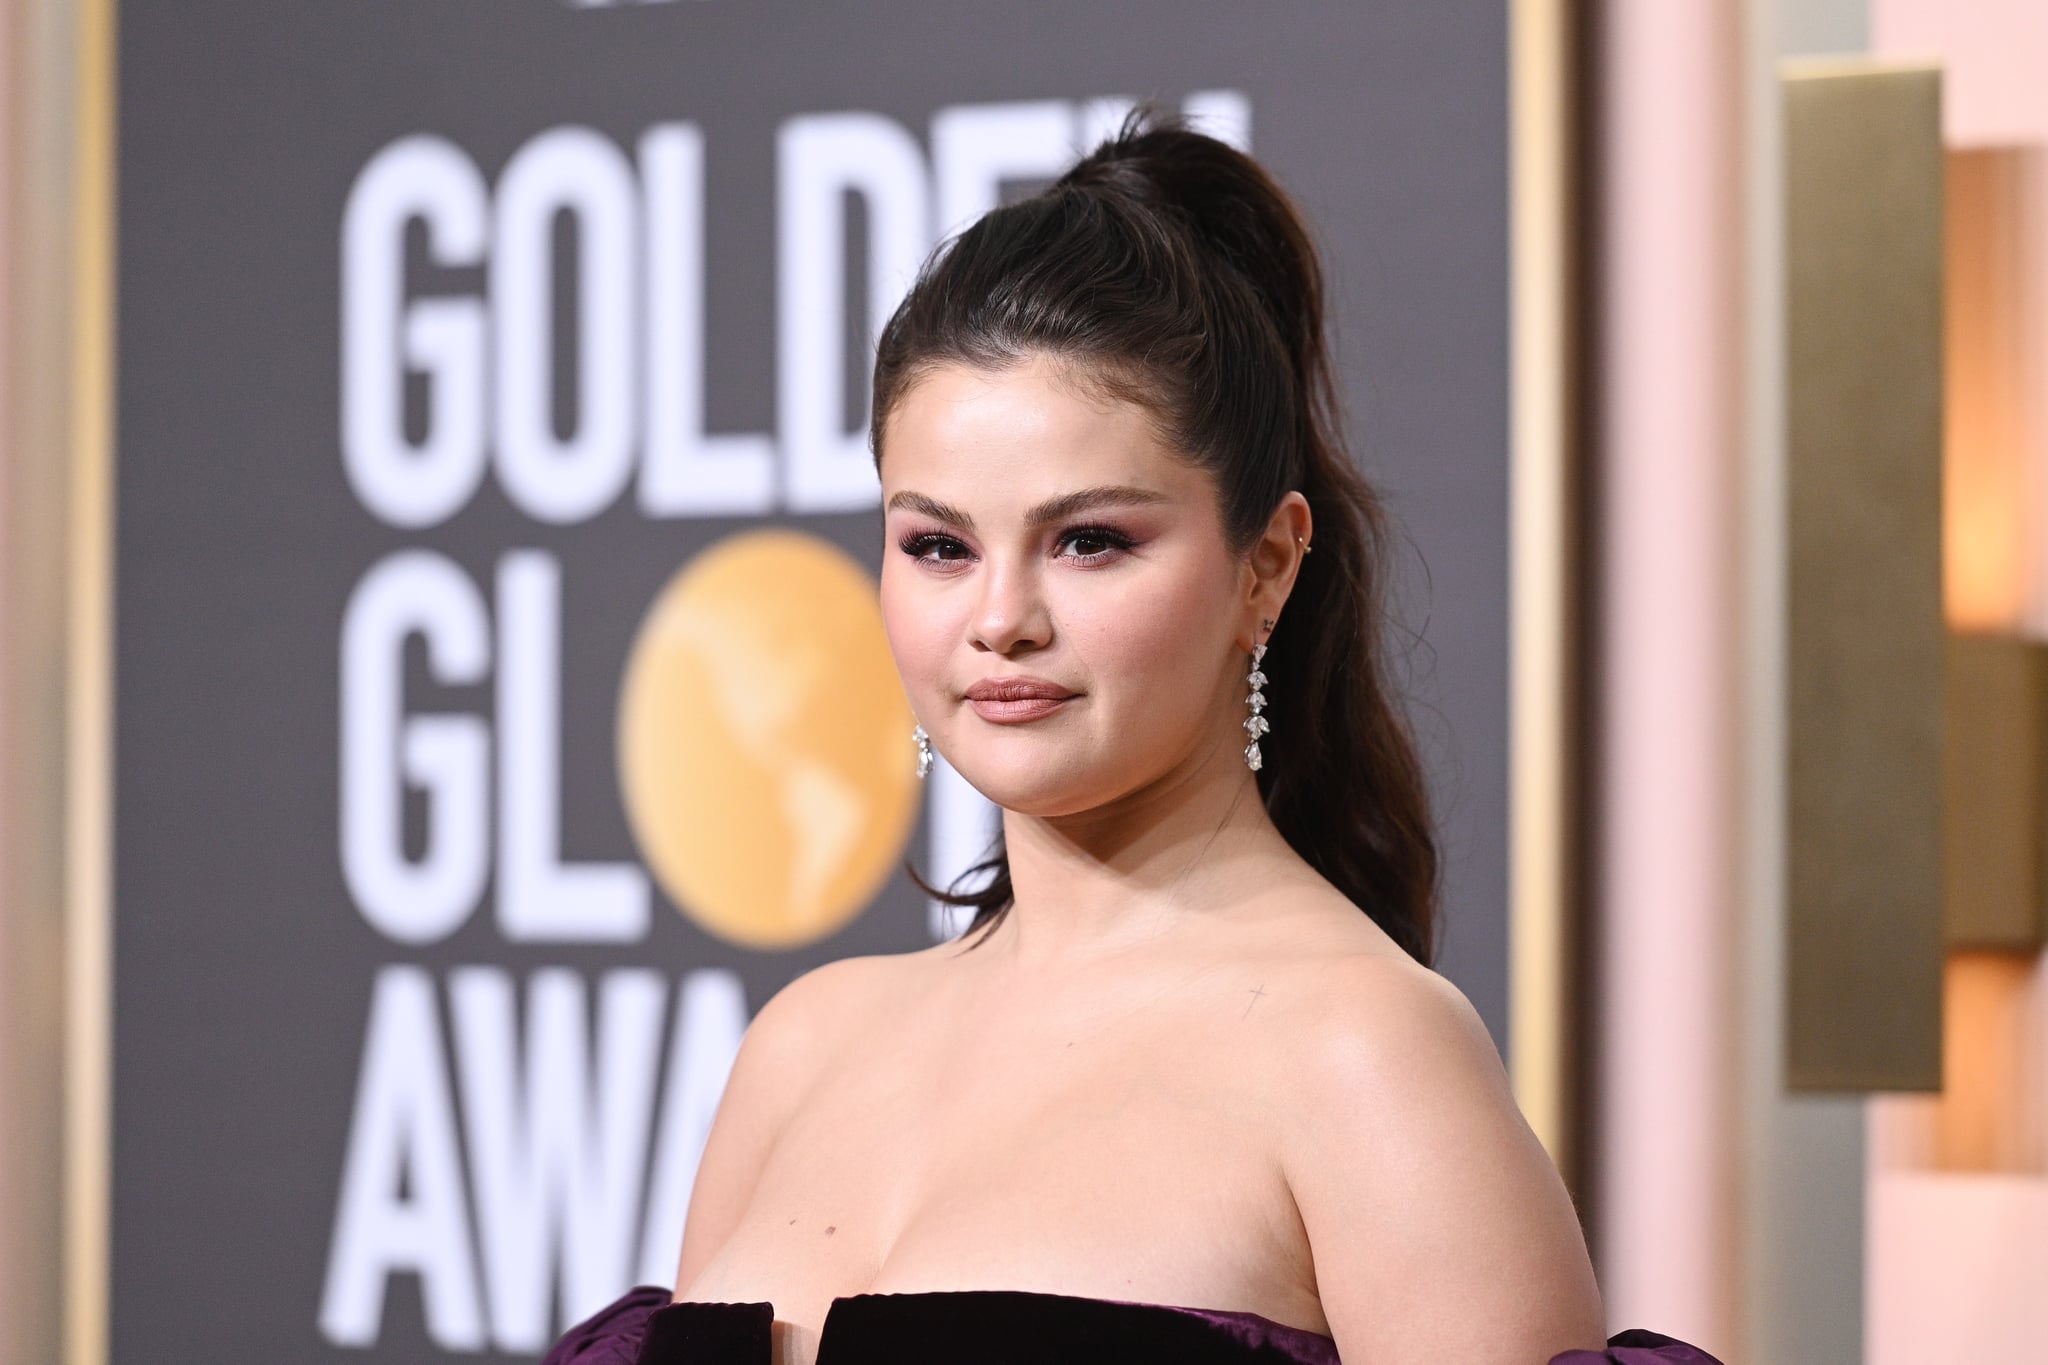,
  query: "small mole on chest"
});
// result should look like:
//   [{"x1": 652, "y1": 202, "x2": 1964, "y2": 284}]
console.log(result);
[{"x1": 824, "y1": 1225, "x2": 836, "y2": 1237}]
